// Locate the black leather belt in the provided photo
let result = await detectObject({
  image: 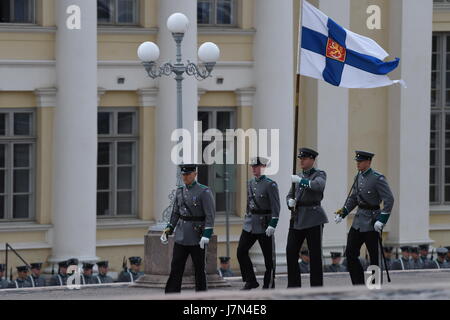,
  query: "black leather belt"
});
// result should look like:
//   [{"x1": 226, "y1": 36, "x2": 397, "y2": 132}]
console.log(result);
[
  {"x1": 296, "y1": 202, "x2": 320, "y2": 207},
  {"x1": 358, "y1": 204, "x2": 380, "y2": 210},
  {"x1": 179, "y1": 215, "x2": 205, "y2": 221},
  {"x1": 250, "y1": 209, "x2": 271, "y2": 215}
]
